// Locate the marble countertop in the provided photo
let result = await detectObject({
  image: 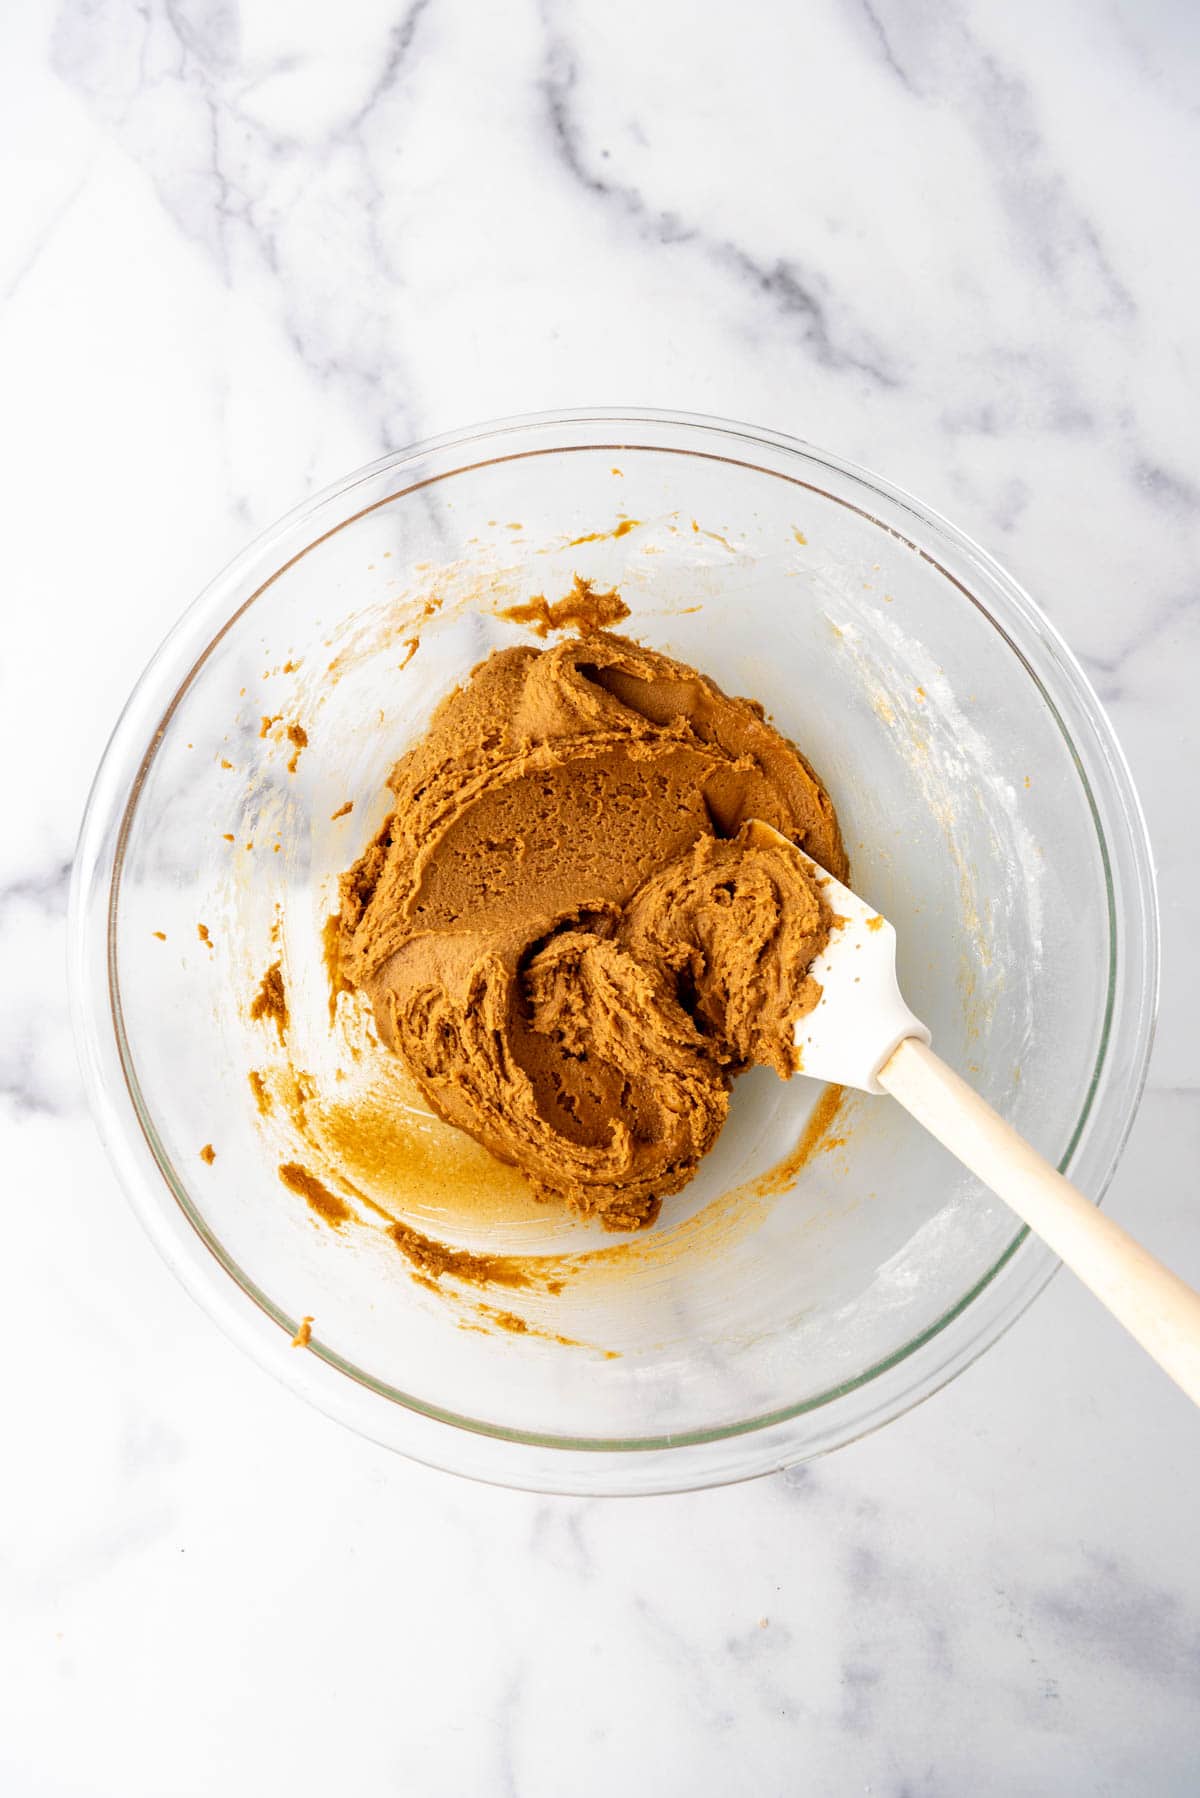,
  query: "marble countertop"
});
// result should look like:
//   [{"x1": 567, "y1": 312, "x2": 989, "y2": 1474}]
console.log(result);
[{"x1": 3, "y1": 1, "x2": 1198, "y2": 1791}]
